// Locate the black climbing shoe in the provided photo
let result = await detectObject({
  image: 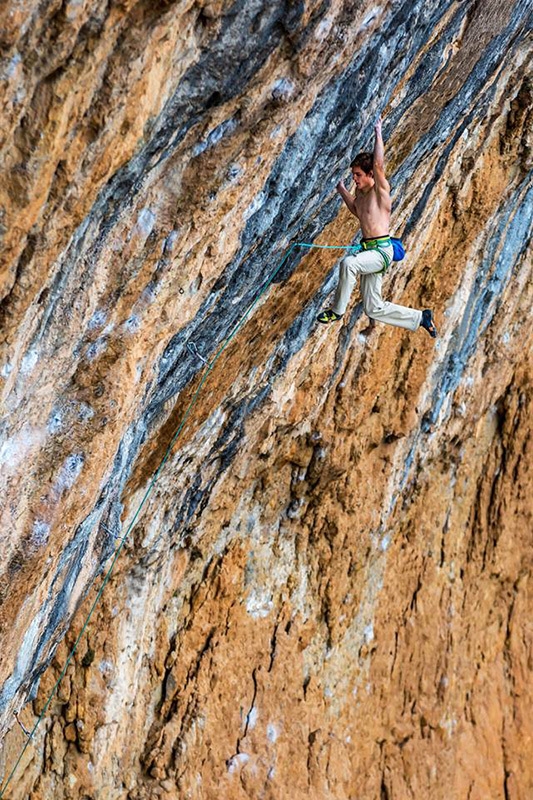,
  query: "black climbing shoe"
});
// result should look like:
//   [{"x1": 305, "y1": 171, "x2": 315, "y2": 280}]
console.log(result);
[
  {"x1": 420, "y1": 309, "x2": 437, "y2": 338},
  {"x1": 317, "y1": 309, "x2": 343, "y2": 324}
]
